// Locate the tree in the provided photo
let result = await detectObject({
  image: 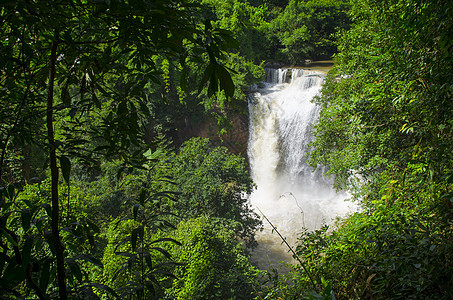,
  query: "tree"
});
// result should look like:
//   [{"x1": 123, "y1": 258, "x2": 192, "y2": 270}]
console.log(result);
[
  {"x1": 269, "y1": 0, "x2": 351, "y2": 64},
  {"x1": 303, "y1": 0, "x2": 453, "y2": 298},
  {"x1": 155, "y1": 137, "x2": 262, "y2": 246},
  {"x1": 310, "y1": 0, "x2": 453, "y2": 196},
  {"x1": 199, "y1": 0, "x2": 270, "y2": 62}
]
